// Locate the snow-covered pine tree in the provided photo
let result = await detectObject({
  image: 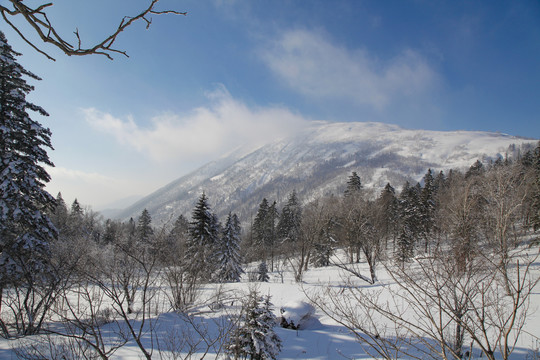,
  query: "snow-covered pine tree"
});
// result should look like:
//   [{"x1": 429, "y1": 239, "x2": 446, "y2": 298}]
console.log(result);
[
  {"x1": 0, "y1": 32, "x2": 57, "y2": 335},
  {"x1": 253, "y1": 198, "x2": 279, "y2": 270},
  {"x1": 531, "y1": 142, "x2": 540, "y2": 231},
  {"x1": 217, "y1": 212, "x2": 244, "y2": 282},
  {"x1": 257, "y1": 261, "x2": 269, "y2": 282},
  {"x1": 136, "y1": 208, "x2": 154, "y2": 244},
  {"x1": 344, "y1": 171, "x2": 363, "y2": 198},
  {"x1": 277, "y1": 190, "x2": 302, "y2": 243},
  {"x1": 311, "y1": 221, "x2": 336, "y2": 268},
  {"x1": 50, "y1": 192, "x2": 69, "y2": 236},
  {"x1": 376, "y1": 183, "x2": 399, "y2": 248},
  {"x1": 419, "y1": 169, "x2": 436, "y2": 252},
  {"x1": 227, "y1": 291, "x2": 282, "y2": 360},
  {"x1": 184, "y1": 193, "x2": 220, "y2": 281},
  {"x1": 396, "y1": 182, "x2": 420, "y2": 263},
  {"x1": 253, "y1": 198, "x2": 270, "y2": 248},
  {"x1": 0, "y1": 31, "x2": 56, "y2": 281}
]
